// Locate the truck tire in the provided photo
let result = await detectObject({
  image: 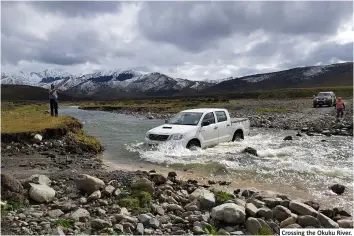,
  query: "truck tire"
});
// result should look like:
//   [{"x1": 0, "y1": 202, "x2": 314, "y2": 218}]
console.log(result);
[
  {"x1": 186, "y1": 140, "x2": 200, "y2": 150},
  {"x1": 232, "y1": 131, "x2": 244, "y2": 141},
  {"x1": 313, "y1": 103, "x2": 317, "y2": 108}
]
